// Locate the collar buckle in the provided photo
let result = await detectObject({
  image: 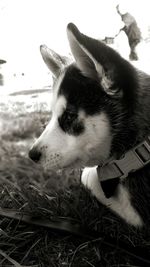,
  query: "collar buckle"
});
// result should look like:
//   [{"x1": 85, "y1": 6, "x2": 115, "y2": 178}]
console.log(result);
[{"x1": 97, "y1": 136, "x2": 150, "y2": 182}]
